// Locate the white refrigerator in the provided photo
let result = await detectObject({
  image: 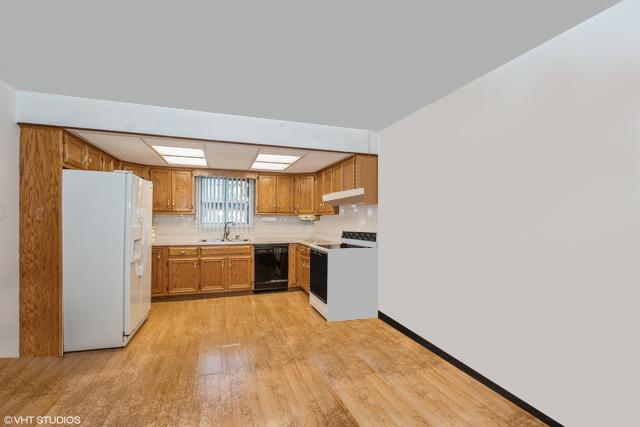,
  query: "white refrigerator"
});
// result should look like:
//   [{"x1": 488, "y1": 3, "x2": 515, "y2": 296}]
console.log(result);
[{"x1": 63, "y1": 170, "x2": 153, "y2": 352}]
